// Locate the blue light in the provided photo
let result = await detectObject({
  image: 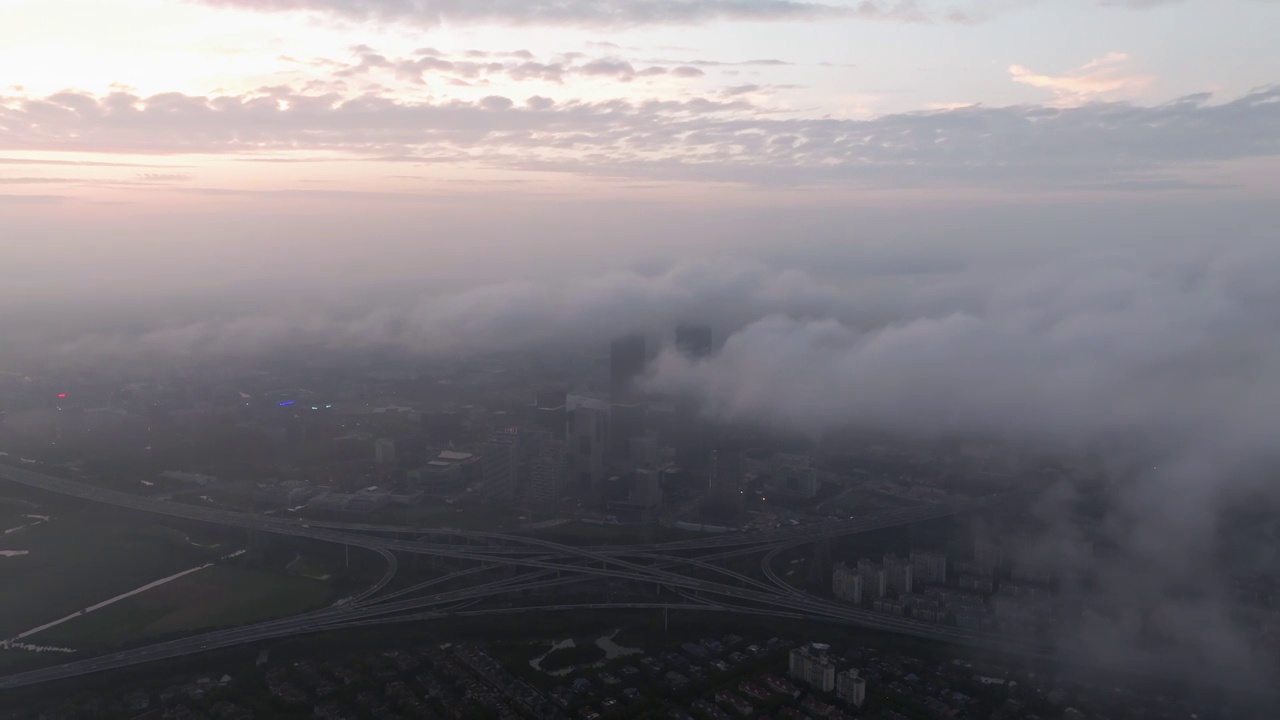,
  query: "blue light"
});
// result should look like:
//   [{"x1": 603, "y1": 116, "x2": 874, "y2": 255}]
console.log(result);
[{"x1": 279, "y1": 401, "x2": 295, "y2": 407}]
